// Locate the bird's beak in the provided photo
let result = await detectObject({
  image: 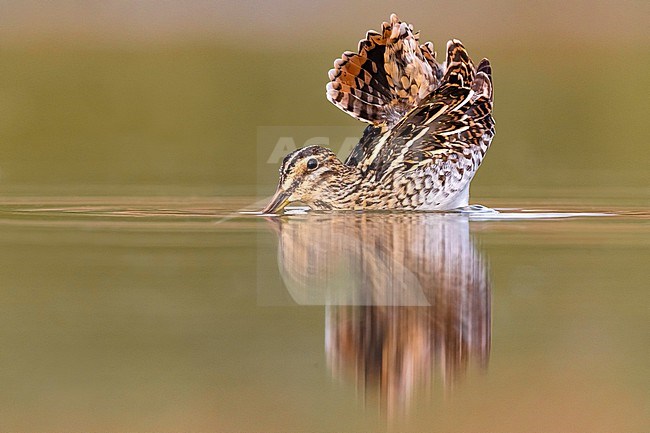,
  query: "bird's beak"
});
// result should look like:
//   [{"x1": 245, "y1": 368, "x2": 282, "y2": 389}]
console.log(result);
[{"x1": 262, "y1": 188, "x2": 291, "y2": 214}]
